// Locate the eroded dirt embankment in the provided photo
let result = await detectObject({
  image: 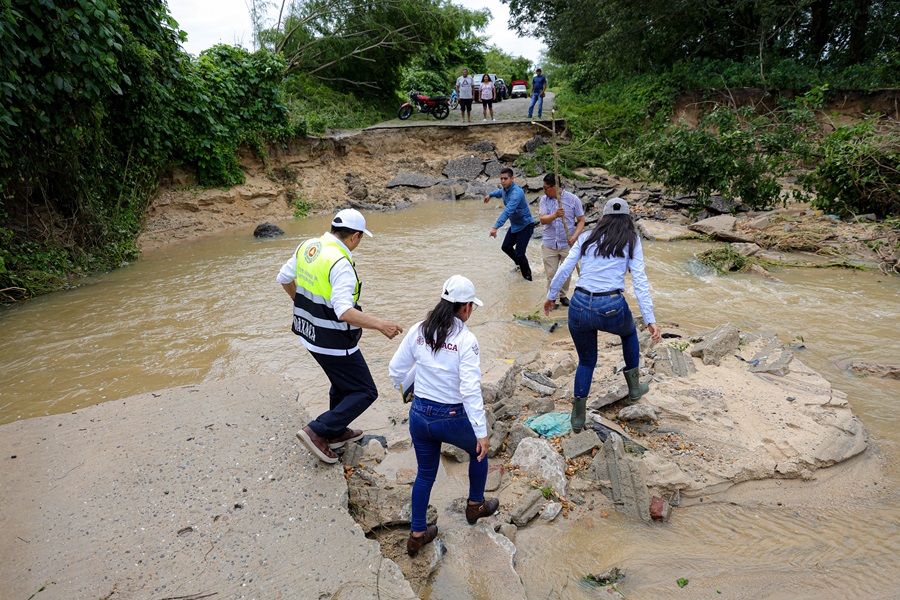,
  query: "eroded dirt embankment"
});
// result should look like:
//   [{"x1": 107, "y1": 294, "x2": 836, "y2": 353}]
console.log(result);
[{"x1": 139, "y1": 122, "x2": 550, "y2": 250}]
